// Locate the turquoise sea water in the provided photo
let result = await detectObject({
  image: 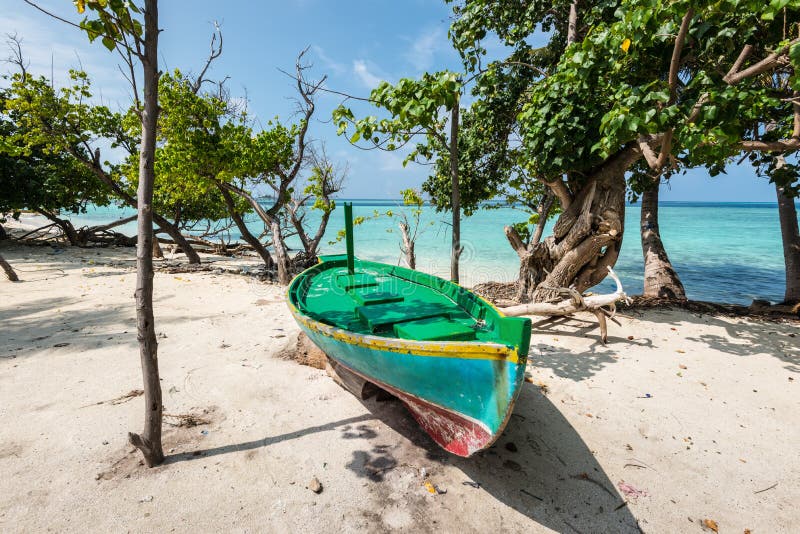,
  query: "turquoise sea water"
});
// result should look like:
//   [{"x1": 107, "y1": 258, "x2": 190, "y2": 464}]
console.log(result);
[{"x1": 68, "y1": 201, "x2": 795, "y2": 305}]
